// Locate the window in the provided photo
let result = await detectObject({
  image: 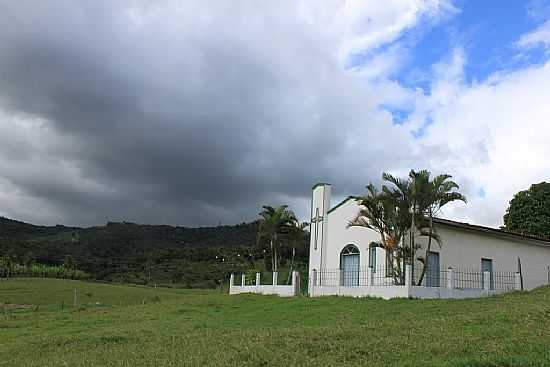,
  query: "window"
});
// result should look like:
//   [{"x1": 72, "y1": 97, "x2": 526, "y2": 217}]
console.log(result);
[{"x1": 369, "y1": 242, "x2": 377, "y2": 270}]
